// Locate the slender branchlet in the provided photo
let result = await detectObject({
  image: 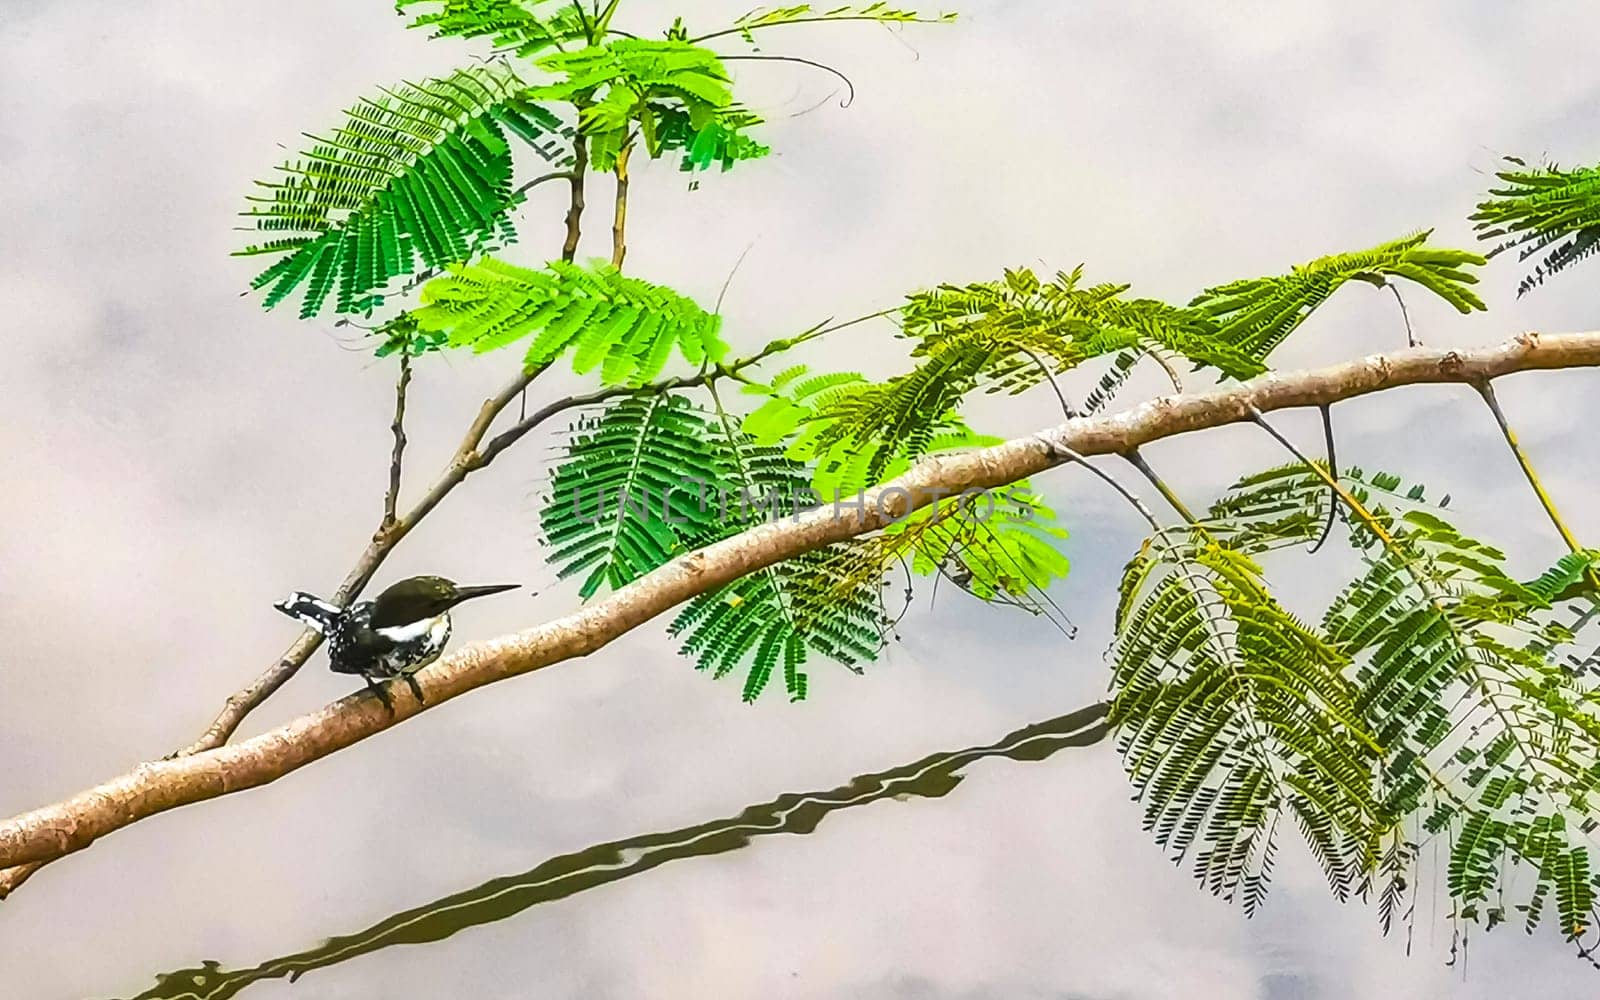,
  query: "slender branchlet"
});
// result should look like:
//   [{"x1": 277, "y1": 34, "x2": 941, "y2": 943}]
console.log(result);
[
  {"x1": 382, "y1": 353, "x2": 412, "y2": 528},
  {"x1": 719, "y1": 55, "x2": 857, "y2": 107},
  {"x1": 611, "y1": 143, "x2": 632, "y2": 269},
  {"x1": 1016, "y1": 346, "x2": 1080, "y2": 419},
  {"x1": 562, "y1": 128, "x2": 589, "y2": 264}
]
